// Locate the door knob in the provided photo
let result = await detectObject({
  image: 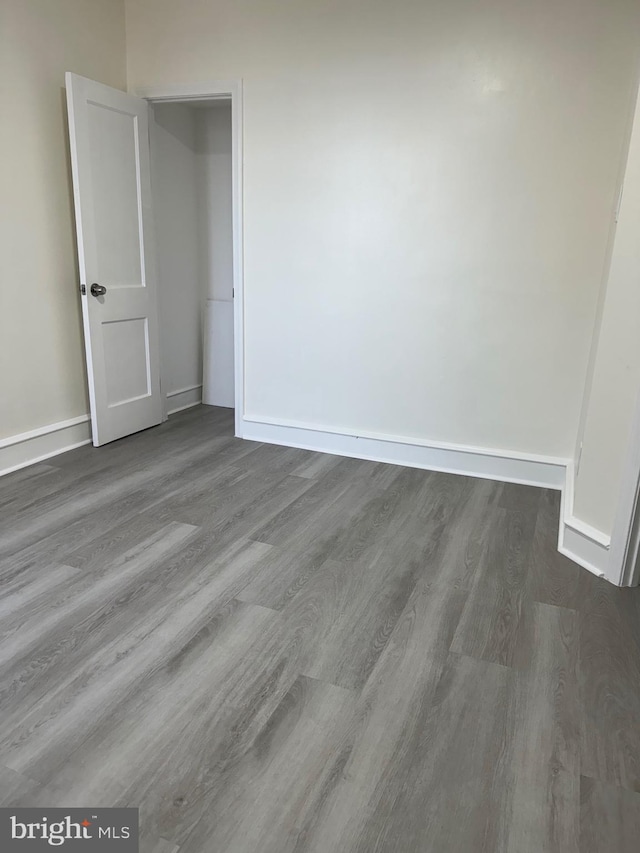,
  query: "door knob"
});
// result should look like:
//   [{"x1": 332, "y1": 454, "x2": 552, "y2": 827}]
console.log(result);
[{"x1": 90, "y1": 283, "x2": 107, "y2": 297}]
